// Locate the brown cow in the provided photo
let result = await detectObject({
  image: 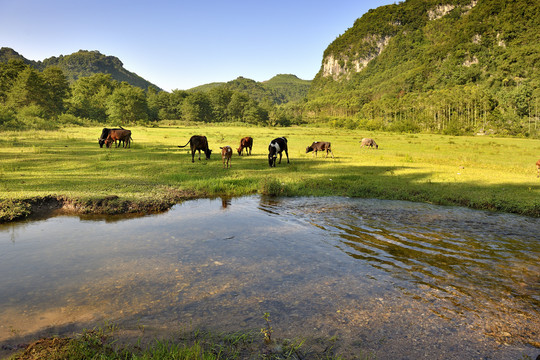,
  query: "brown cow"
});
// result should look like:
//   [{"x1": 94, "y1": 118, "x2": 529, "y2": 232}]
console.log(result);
[
  {"x1": 98, "y1": 127, "x2": 125, "y2": 148},
  {"x1": 105, "y1": 129, "x2": 132, "y2": 148},
  {"x1": 237, "y1": 136, "x2": 253, "y2": 156},
  {"x1": 360, "y1": 138, "x2": 378, "y2": 149},
  {"x1": 178, "y1": 135, "x2": 212, "y2": 162},
  {"x1": 536, "y1": 159, "x2": 540, "y2": 178},
  {"x1": 306, "y1": 141, "x2": 334, "y2": 158},
  {"x1": 220, "y1": 146, "x2": 233, "y2": 168}
]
